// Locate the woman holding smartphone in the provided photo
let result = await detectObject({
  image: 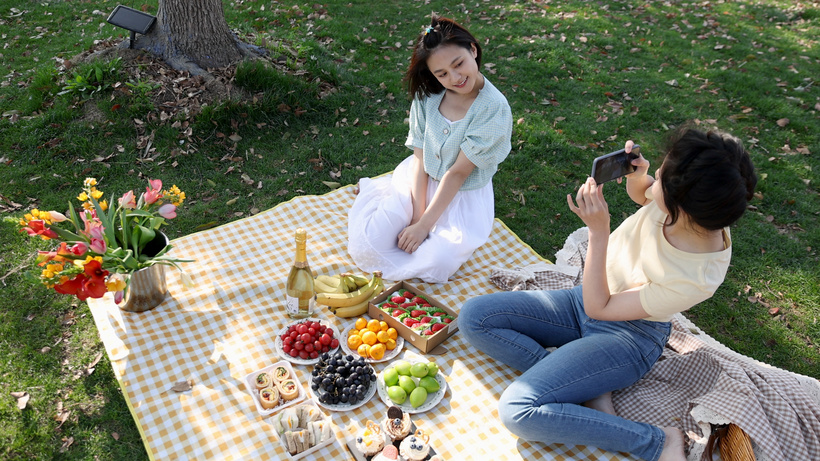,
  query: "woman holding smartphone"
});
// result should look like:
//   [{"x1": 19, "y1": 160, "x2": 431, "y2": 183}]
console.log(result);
[{"x1": 459, "y1": 128, "x2": 757, "y2": 461}]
